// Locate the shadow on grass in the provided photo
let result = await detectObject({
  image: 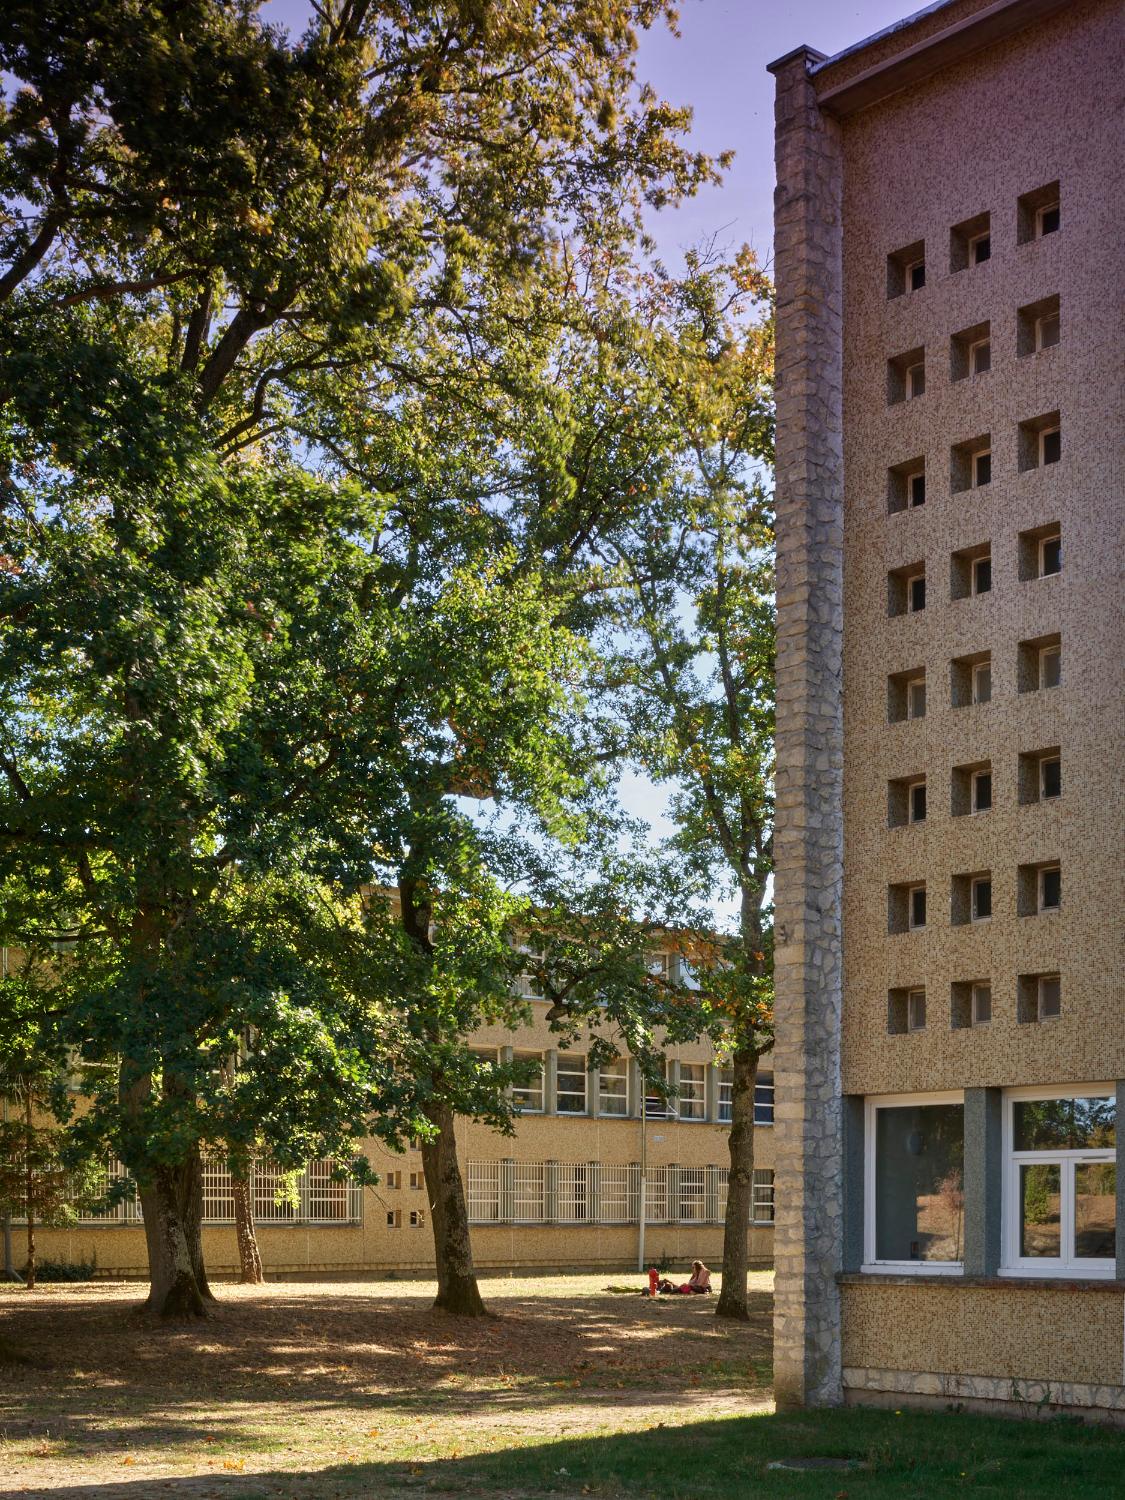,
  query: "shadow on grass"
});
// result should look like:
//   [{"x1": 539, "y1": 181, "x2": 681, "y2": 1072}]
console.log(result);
[{"x1": 27, "y1": 1407, "x2": 1125, "y2": 1500}]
